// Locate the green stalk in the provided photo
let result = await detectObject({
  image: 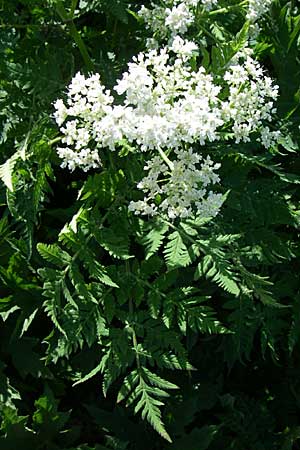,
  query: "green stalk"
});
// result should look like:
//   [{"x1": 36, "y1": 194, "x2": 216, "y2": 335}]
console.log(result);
[
  {"x1": 70, "y1": 0, "x2": 78, "y2": 16},
  {"x1": 55, "y1": 0, "x2": 94, "y2": 72},
  {"x1": 197, "y1": 23, "x2": 217, "y2": 42},
  {"x1": 208, "y1": 0, "x2": 248, "y2": 16},
  {"x1": 129, "y1": 298, "x2": 141, "y2": 370},
  {"x1": 126, "y1": 261, "x2": 141, "y2": 370},
  {"x1": 157, "y1": 147, "x2": 174, "y2": 171},
  {"x1": 48, "y1": 136, "x2": 62, "y2": 146}
]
